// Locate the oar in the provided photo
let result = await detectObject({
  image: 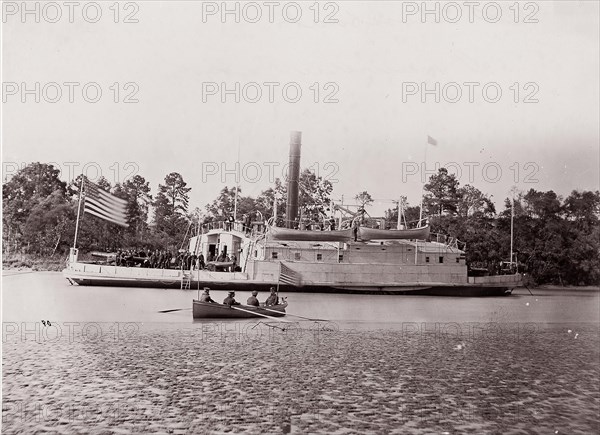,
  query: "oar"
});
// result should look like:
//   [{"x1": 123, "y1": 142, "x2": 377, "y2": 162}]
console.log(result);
[
  {"x1": 230, "y1": 306, "x2": 293, "y2": 323},
  {"x1": 261, "y1": 306, "x2": 327, "y2": 322},
  {"x1": 250, "y1": 320, "x2": 295, "y2": 331},
  {"x1": 158, "y1": 308, "x2": 192, "y2": 313}
]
